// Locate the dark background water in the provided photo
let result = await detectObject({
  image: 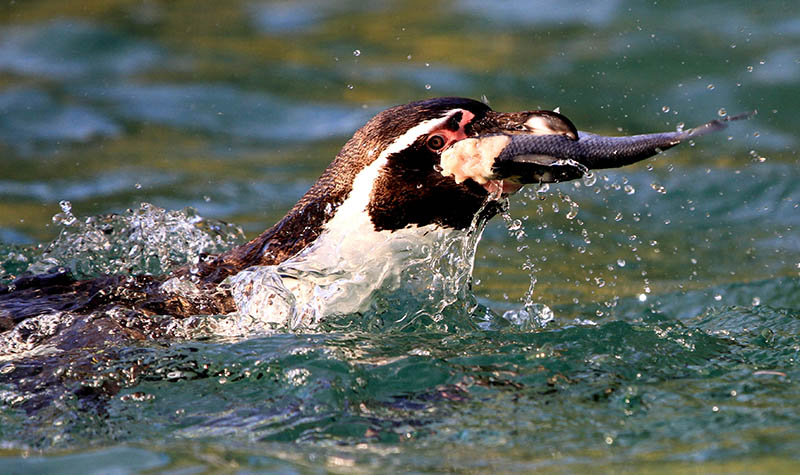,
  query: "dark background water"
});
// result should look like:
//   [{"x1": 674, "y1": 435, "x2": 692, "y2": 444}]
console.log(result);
[{"x1": 1, "y1": 0, "x2": 799, "y2": 471}]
